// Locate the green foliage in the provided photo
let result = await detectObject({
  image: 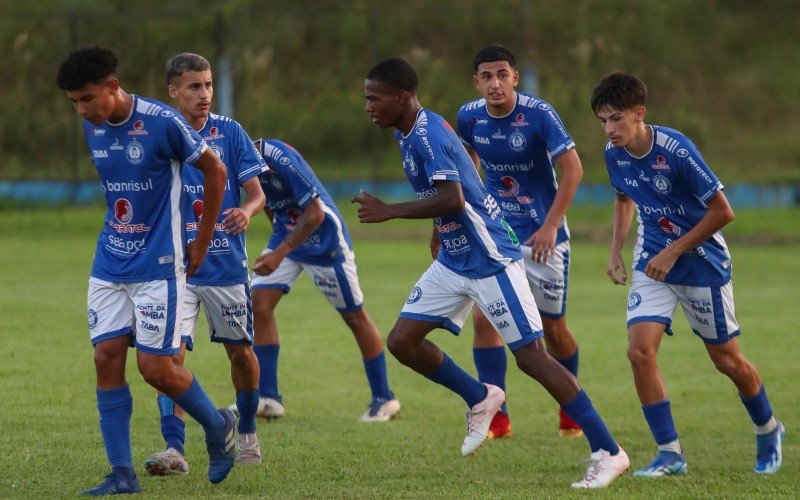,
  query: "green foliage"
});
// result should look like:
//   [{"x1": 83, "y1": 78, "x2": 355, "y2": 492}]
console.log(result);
[{"x1": 2, "y1": 0, "x2": 799, "y2": 183}]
